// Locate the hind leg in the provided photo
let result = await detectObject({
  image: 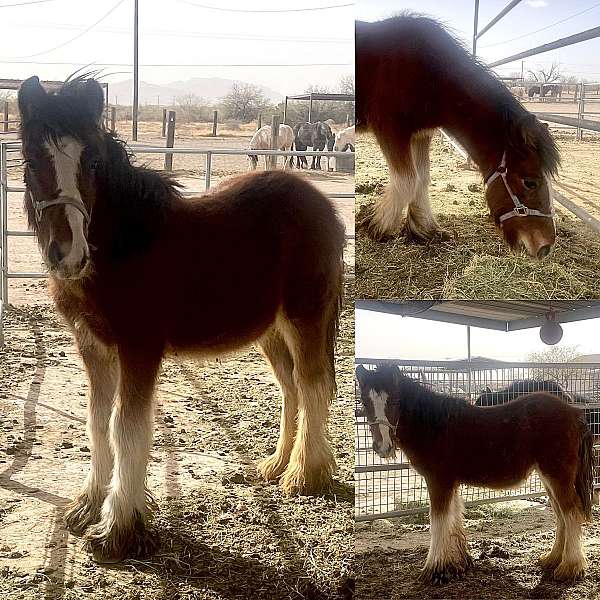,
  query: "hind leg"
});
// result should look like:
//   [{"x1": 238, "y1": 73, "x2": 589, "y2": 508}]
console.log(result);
[
  {"x1": 257, "y1": 328, "x2": 298, "y2": 481},
  {"x1": 64, "y1": 326, "x2": 118, "y2": 535},
  {"x1": 538, "y1": 476, "x2": 566, "y2": 570},
  {"x1": 277, "y1": 316, "x2": 337, "y2": 495},
  {"x1": 544, "y1": 475, "x2": 587, "y2": 580},
  {"x1": 421, "y1": 482, "x2": 472, "y2": 584}
]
